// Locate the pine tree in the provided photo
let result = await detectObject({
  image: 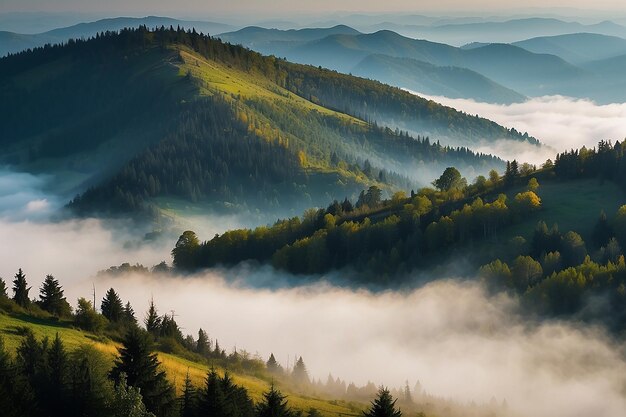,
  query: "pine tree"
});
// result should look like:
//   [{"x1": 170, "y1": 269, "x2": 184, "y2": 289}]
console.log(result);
[
  {"x1": 110, "y1": 327, "x2": 175, "y2": 416},
  {"x1": 0, "y1": 277, "x2": 7, "y2": 298},
  {"x1": 144, "y1": 298, "x2": 162, "y2": 337},
  {"x1": 363, "y1": 387, "x2": 402, "y2": 417},
  {"x1": 221, "y1": 371, "x2": 254, "y2": 417},
  {"x1": 292, "y1": 356, "x2": 310, "y2": 386},
  {"x1": 266, "y1": 353, "x2": 279, "y2": 373},
  {"x1": 46, "y1": 333, "x2": 69, "y2": 414},
  {"x1": 39, "y1": 275, "x2": 70, "y2": 317},
  {"x1": 196, "y1": 328, "x2": 210, "y2": 356},
  {"x1": 180, "y1": 370, "x2": 198, "y2": 417},
  {"x1": 124, "y1": 301, "x2": 137, "y2": 325},
  {"x1": 402, "y1": 381, "x2": 412, "y2": 404},
  {"x1": 12, "y1": 268, "x2": 30, "y2": 307},
  {"x1": 199, "y1": 368, "x2": 227, "y2": 417},
  {"x1": 256, "y1": 383, "x2": 292, "y2": 417},
  {"x1": 101, "y1": 288, "x2": 124, "y2": 322}
]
